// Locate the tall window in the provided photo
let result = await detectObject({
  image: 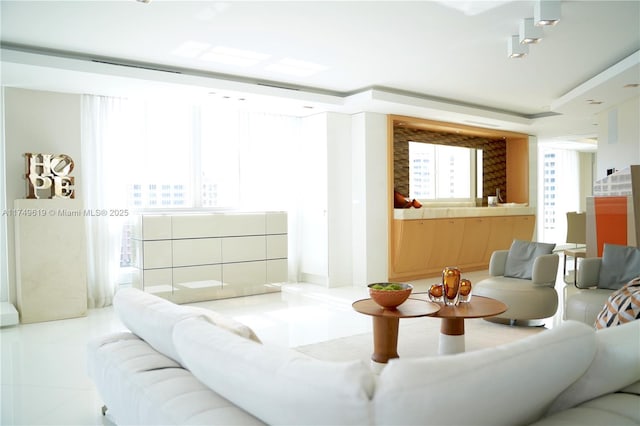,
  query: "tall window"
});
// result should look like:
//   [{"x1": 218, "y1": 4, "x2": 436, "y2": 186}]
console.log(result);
[
  {"x1": 543, "y1": 152, "x2": 557, "y2": 232},
  {"x1": 119, "y1": 102, "x2": 241, "y2": 210},
  {"x1": 92, "y1": 98, "x2": 299, "y2": 279},
  {"x1": 409, "y1": 142, "x2": 474, "y2": 200},
  {"x1": 538, "y1": 148, "x2": 581, "y2": 244}
]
